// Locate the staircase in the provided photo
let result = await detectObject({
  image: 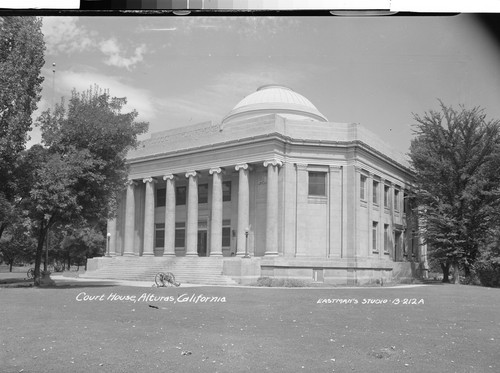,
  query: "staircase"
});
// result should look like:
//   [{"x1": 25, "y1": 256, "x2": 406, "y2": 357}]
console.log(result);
[{"x1": 81, "y1": 257, "x2": 238, "y2": 286}]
